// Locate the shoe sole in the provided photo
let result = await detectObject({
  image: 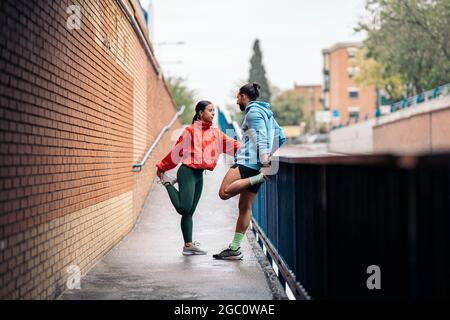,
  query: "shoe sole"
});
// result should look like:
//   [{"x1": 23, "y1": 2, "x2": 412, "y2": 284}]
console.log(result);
[
  {"x1": 212, "y1": 254, "x2": 243, "y2": 260},
  {"x1": 182, "y1": 251, "x2": 207, "y2": 256}
]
